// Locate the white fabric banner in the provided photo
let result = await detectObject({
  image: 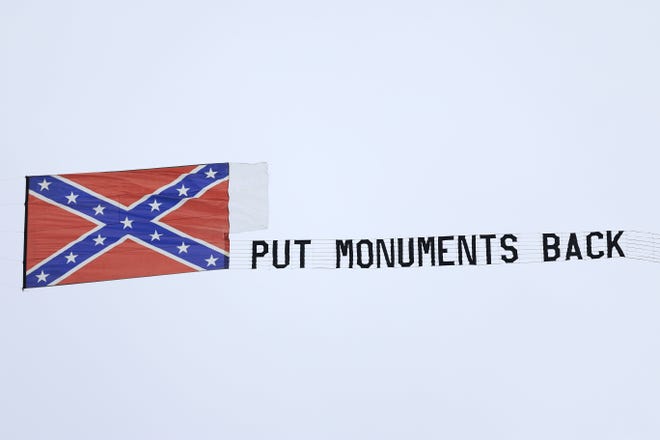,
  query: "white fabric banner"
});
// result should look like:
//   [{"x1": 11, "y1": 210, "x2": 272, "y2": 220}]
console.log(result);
[
  {"x1": 228, "y1": 230, "x2": 637, "y2": 270},
  {"x1": 228, "y1": 162, "x2": 269, "y2": 233}
]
